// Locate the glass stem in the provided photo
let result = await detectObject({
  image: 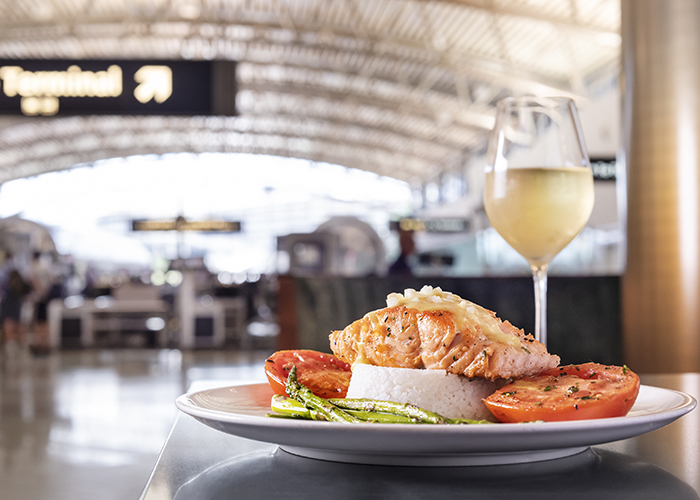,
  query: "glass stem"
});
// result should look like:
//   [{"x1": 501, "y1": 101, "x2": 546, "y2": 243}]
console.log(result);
[{"x1": 531, "y1": 264, "x2": 549, "y2": 347}]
